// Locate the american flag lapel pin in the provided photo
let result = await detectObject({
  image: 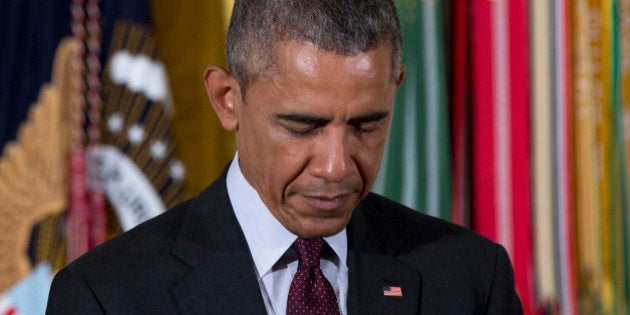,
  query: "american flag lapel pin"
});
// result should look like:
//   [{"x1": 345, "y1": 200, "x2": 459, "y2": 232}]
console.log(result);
[{"x1": 382, "y1": 284, "x2": 403, "y2": 297}]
